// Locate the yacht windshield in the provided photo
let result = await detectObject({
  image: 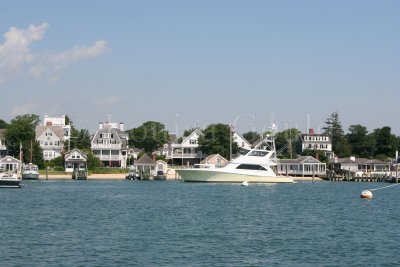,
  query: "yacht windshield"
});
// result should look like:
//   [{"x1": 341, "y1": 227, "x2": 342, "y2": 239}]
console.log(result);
[
  {"x1": 236, "y1": 164, "x2": 267, "y2": 170},
  {"x1": 238, "y1": 148, "x2": 250, "y2": 155},
  {"x1": 248, "y1": 150, "x2": 268, "y2": 157}
]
